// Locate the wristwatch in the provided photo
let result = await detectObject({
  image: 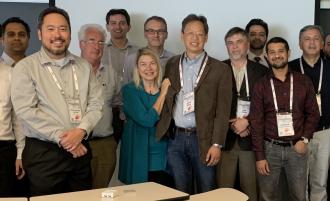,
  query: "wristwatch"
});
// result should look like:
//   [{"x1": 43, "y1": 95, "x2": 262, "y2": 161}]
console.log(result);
[{"x1": 301, "y1": 137, "x2": 309, "y2": 144}]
